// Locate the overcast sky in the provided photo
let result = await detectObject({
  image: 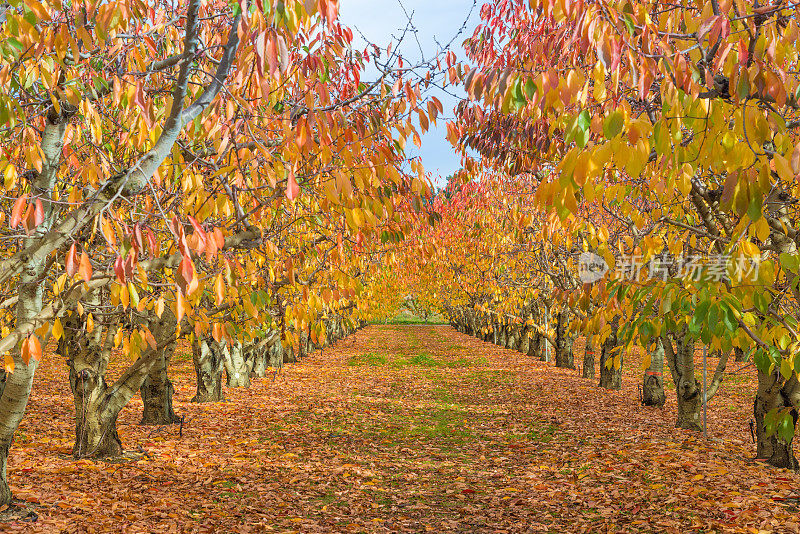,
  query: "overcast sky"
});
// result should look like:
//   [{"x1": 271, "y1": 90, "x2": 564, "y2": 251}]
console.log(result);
[{"x1": 338, "y1": 1, "x2": 480, "y2": 186}]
